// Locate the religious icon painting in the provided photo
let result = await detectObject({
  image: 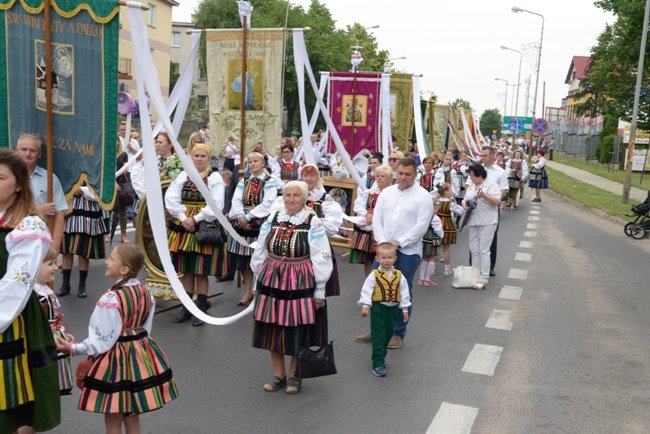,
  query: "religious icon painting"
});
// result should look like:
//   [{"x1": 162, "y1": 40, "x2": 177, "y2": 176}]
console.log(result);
[
  {"x1": 341, "y1": 95, "x2": 367, "y2": 127},
  {"x1": 35, "y1": 40, "x2": 74, "y2": 115},
  {"x1": 227, "y1": 58, "x2": 264, "y2": 112}
]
